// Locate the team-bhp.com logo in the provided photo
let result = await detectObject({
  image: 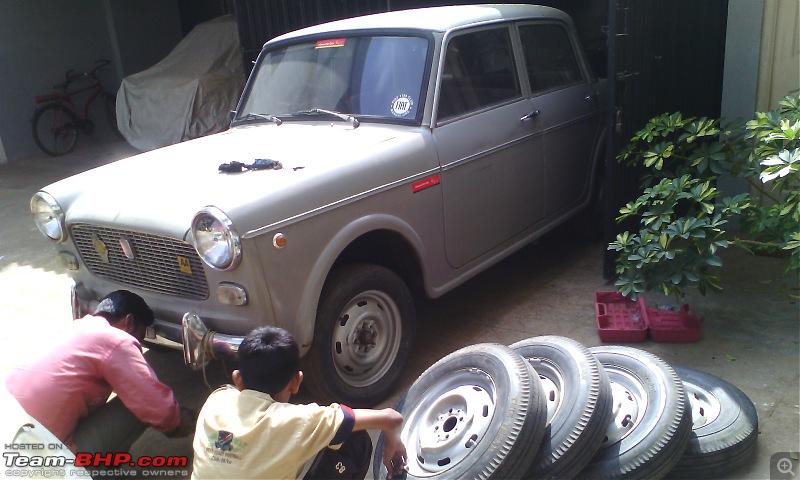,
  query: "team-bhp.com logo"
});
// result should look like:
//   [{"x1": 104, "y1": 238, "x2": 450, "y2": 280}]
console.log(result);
[{"x1": 4, "y1": 444, "x2": 189, "y2": 477}]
